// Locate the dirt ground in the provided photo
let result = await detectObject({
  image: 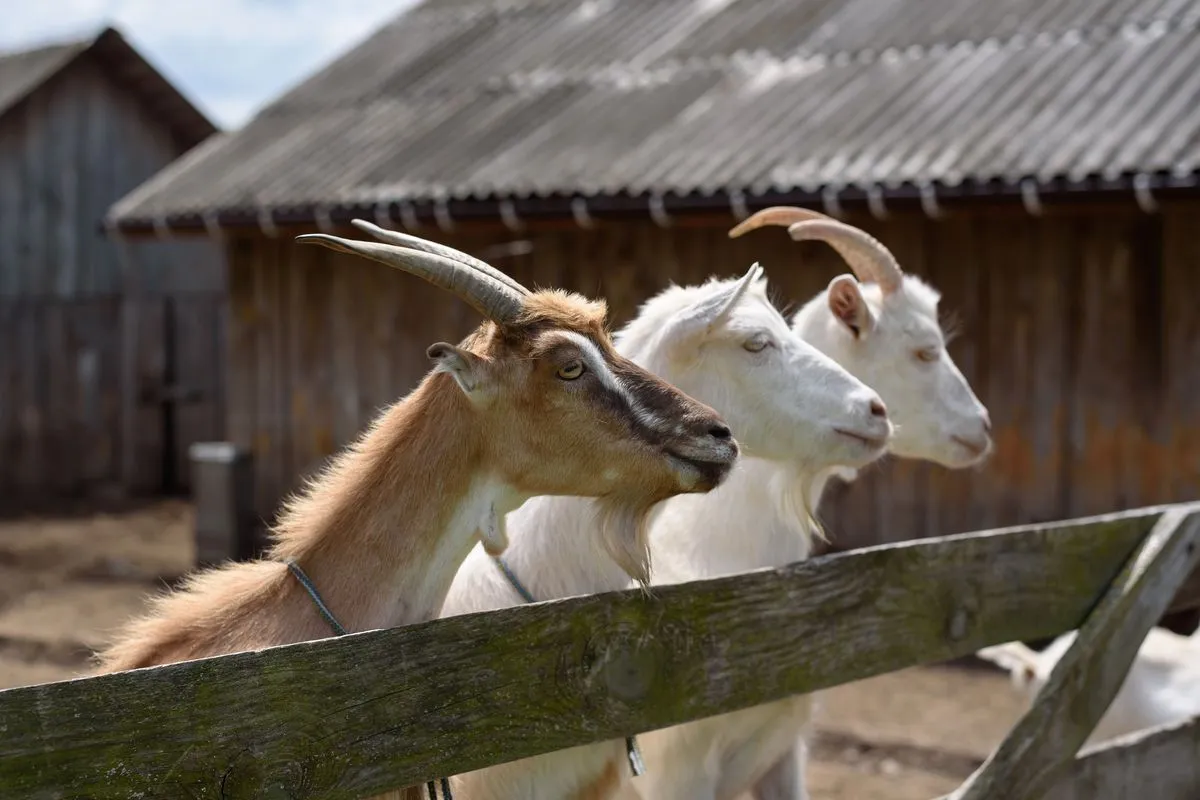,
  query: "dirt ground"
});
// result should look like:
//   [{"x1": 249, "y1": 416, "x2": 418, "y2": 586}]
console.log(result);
[{"x1": 0, "y1": 502, "x2": 1029, "y2": 799}]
